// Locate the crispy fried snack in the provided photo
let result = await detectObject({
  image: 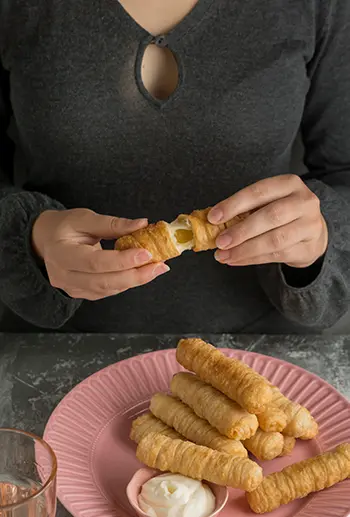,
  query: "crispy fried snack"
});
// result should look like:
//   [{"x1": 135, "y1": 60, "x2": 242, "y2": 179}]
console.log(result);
[
  {"x1": 246, "y1": 443, "x2": 350, "y2": 513},
  {"x1": 242, "y1": 429, "x2": 284, "y2": 461},
  {"x1": 257, "y1": 405, "x2": 288, "y2": 432},
  {"x1": 115, "y1": 220, "x2": 180, "y2": 262},
  {"x1": 176, "y1": 338, "x2": 272, "y2": 414},
  {"x1": 137, "y1": 432, "x2": 263, "y2": 492},
  {"x1": 171, "y1": 372, "x2": 258, "y2": 440},
  {"x1": 188, "y1": 208, "x2": 250, "y2": 252},
  {"x1": 258, "y1": 385, "x2": 318, "y2": 439},
  {"x1": 150, "y1": 393, "x2": 247, "y2": 457},
  {"x1": 130, "y1": 413, "x2": 182, "y2": 443},
  {"x1": 280, "y1": 436, "x2": 296, "y2": 457},
  {"x1": 115, "y1": 207, "x2": 251, "y2": 261}
]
